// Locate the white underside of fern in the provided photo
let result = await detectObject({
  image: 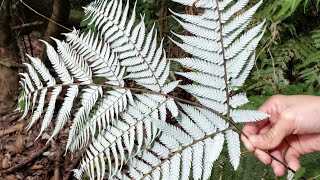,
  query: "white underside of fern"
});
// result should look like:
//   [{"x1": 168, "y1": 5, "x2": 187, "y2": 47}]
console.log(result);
[{"x1": 17, "y1": 0, "x2": 269, "y2": 179}]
